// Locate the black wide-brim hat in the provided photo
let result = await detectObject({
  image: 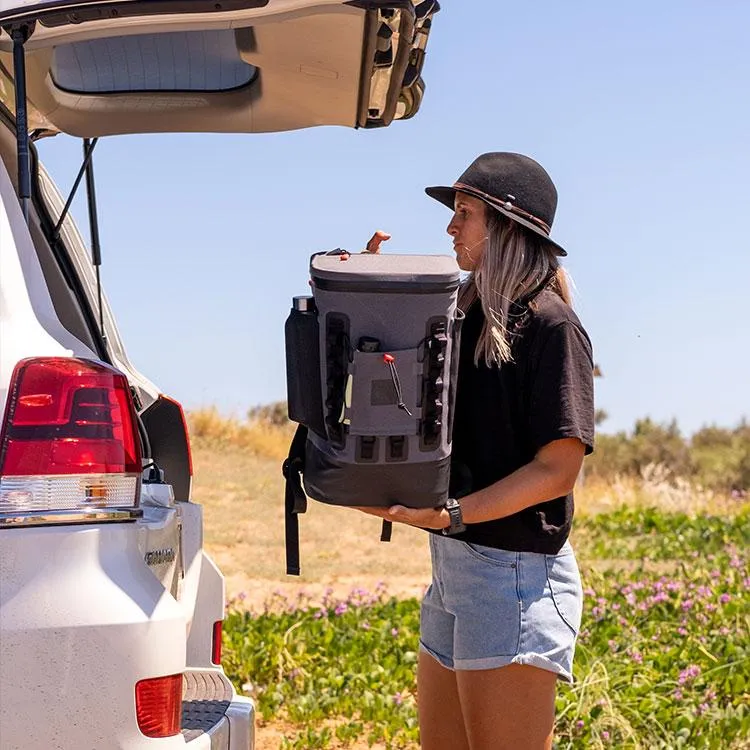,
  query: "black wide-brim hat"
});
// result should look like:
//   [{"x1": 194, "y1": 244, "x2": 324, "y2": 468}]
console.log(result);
[{"x1": 425, "y1": 152, "x2": 567, "y2": 256}]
